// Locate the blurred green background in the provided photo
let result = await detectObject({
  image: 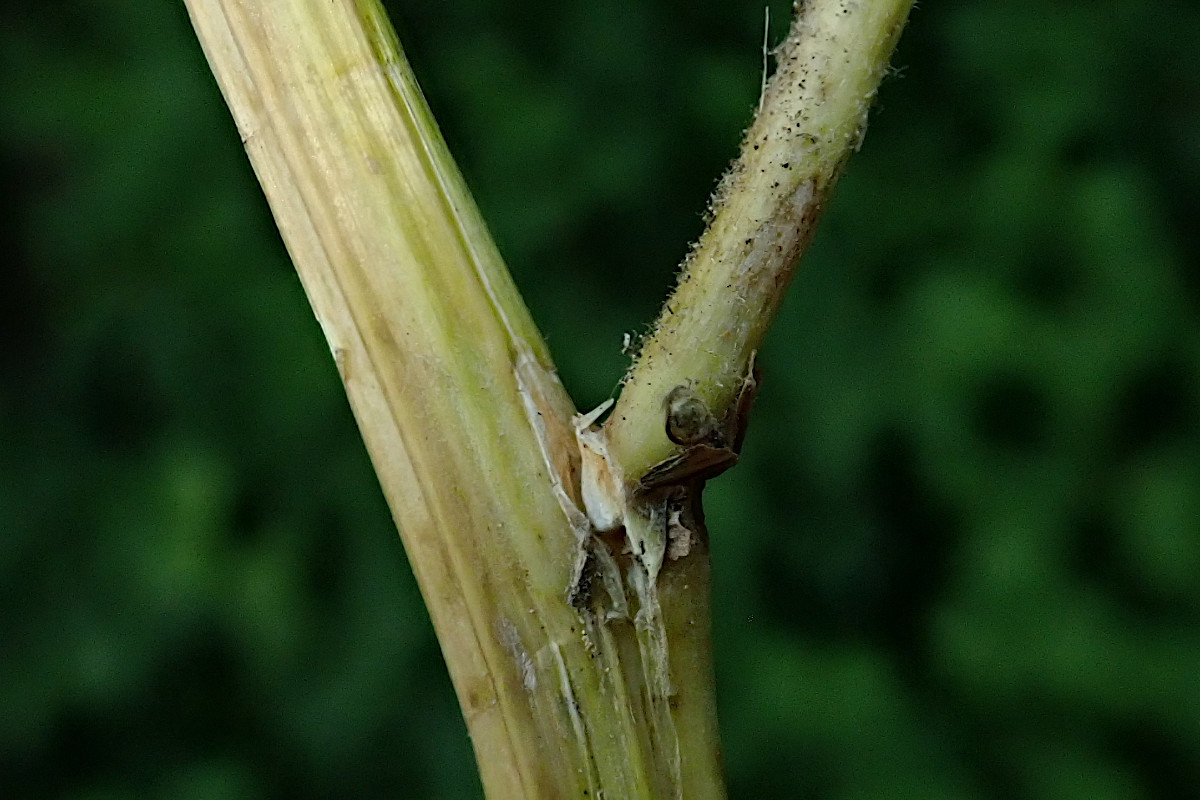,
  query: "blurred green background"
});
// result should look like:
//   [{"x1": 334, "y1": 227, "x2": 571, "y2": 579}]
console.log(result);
[{"x1": 3, "y1": 1, "x2": 1199, "y2": 798}]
